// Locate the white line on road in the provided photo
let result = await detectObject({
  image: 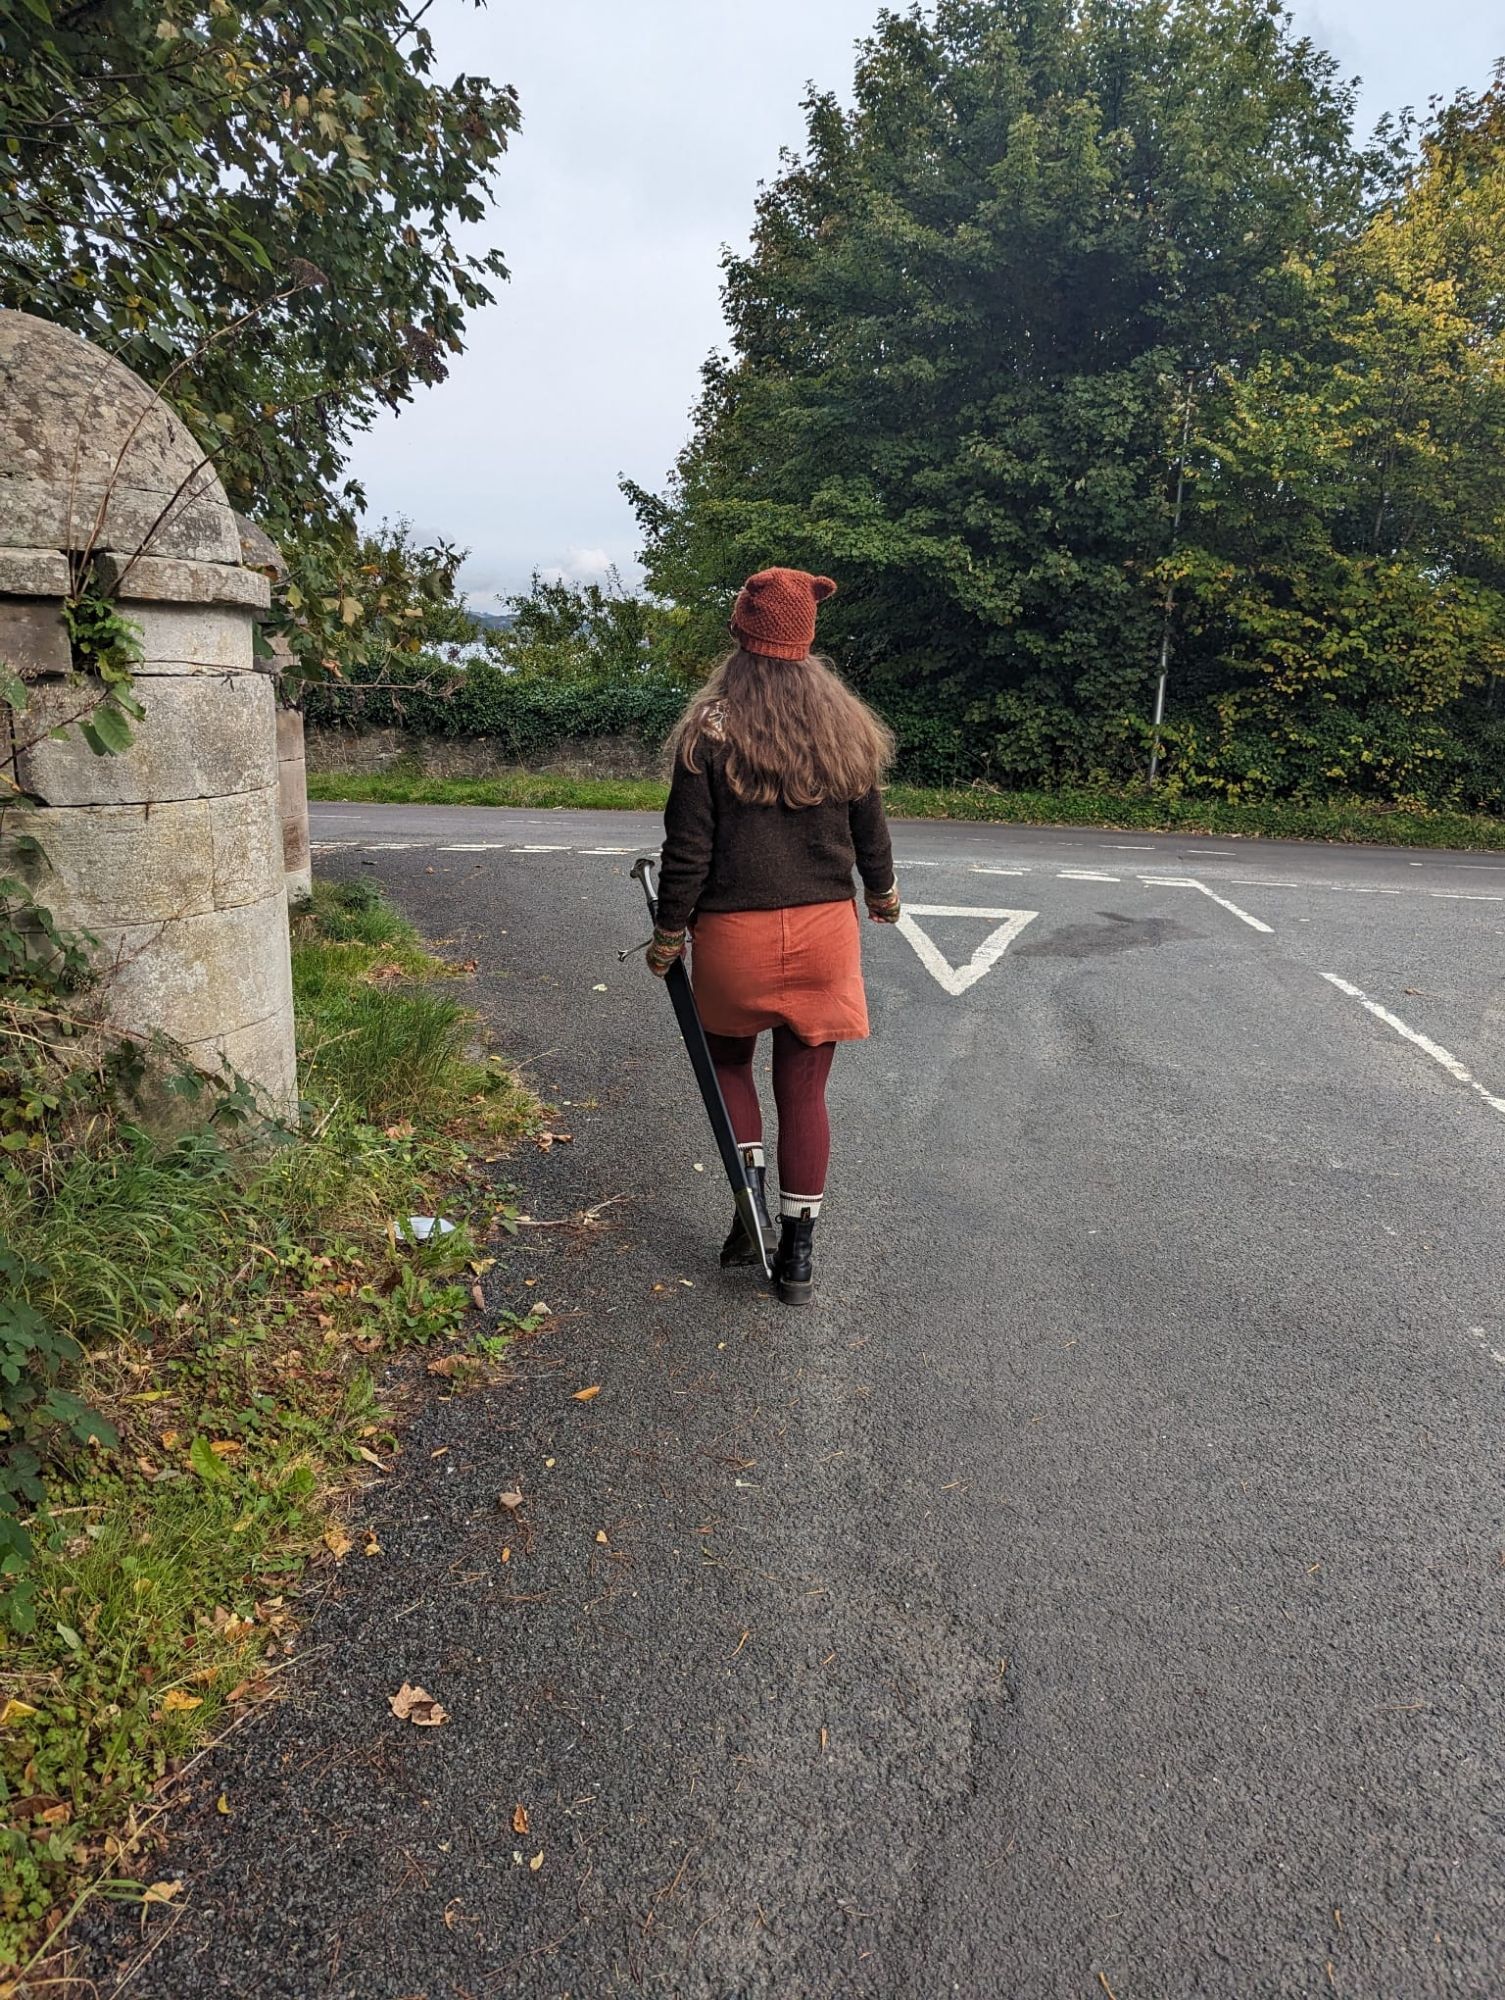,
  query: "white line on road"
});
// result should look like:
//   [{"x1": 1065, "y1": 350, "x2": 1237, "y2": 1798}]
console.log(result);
[
  {"x1": 1321, "y1": 975, "x2": 1505, "y2": 1120},
  {"x1": 439, "y1": 842, "x2": 507, "y2": 851},
  {"x1": 1057, "y1": 870, "x2": 1120, "y2": 882},
  {"x1": 968, "y1": 865, "x2": 1029, "y2": 876},
  {"x1": 511, "y1": 844, "x2": 572, "y2": 853},
  {"x1": 1103, "y1": 843, "x2": 1156, "y2": 850},
  {"x1": 897, "y1": 905, "x2": 1038, "y2": 996},
  {"x1": 1429, "y1": 891, "x2": 1505, "y2": 903},
  {"x1": 1155, "y1": 878, "x2": 1274, "y2": 933}
]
